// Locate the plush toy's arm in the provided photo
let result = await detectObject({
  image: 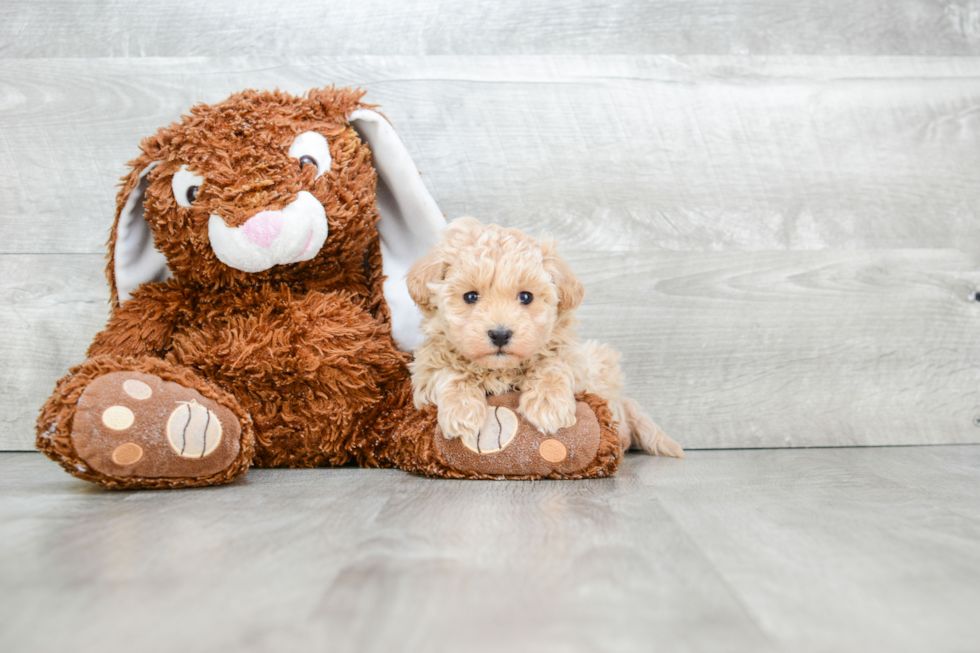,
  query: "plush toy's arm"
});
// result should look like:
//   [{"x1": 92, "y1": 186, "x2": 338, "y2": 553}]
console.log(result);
[{"x1": 87, "y1": 282, "x2": 184, "y2": 360}]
